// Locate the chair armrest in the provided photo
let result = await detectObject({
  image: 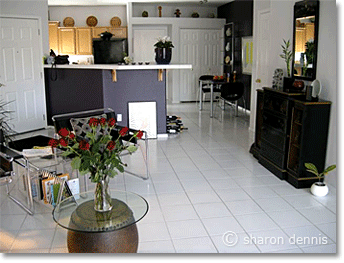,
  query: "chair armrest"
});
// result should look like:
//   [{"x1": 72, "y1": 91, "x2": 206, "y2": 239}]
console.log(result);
[{"x1": 0, "y1": 145, "x2": 23, "y2": 160}]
